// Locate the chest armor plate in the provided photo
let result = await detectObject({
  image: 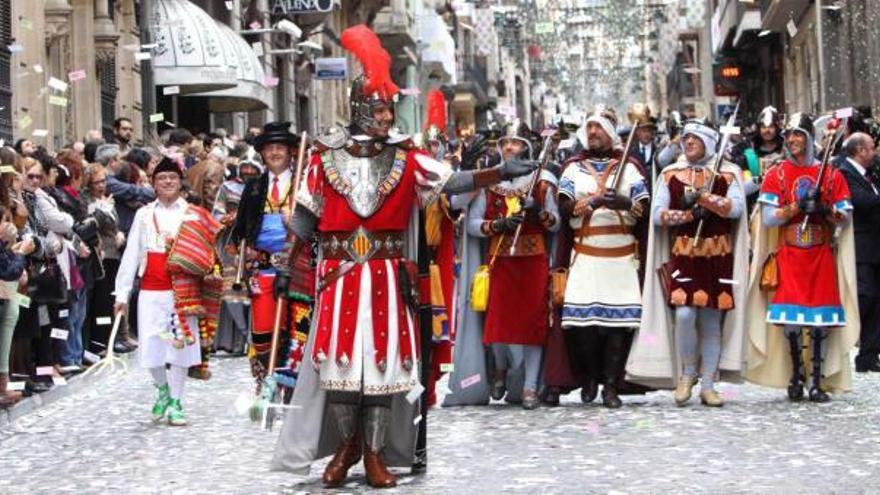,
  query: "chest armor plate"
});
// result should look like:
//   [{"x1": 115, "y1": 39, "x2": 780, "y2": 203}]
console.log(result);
[{"x1": 327, "y1": 146, "x2": 397, "y2": 218}]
